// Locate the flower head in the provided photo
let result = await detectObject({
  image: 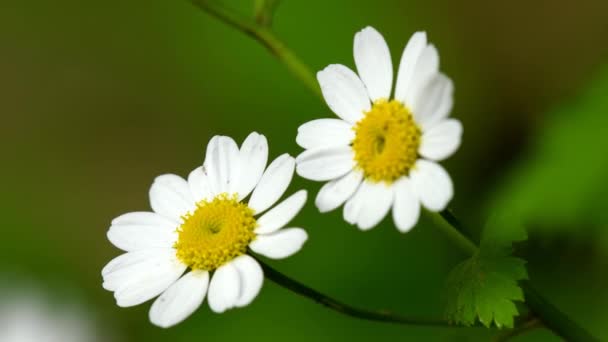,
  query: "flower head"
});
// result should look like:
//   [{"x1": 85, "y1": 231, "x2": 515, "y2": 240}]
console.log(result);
[
  {"x1": 296, "y1": 27, "x2": 462, "y2": 232},
  {"x1": 102, "y1": 132, "x2": 308, "y2": 328},
  {"x1": 0, "y1": 283, "x2": 100, "y2": 342}
]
